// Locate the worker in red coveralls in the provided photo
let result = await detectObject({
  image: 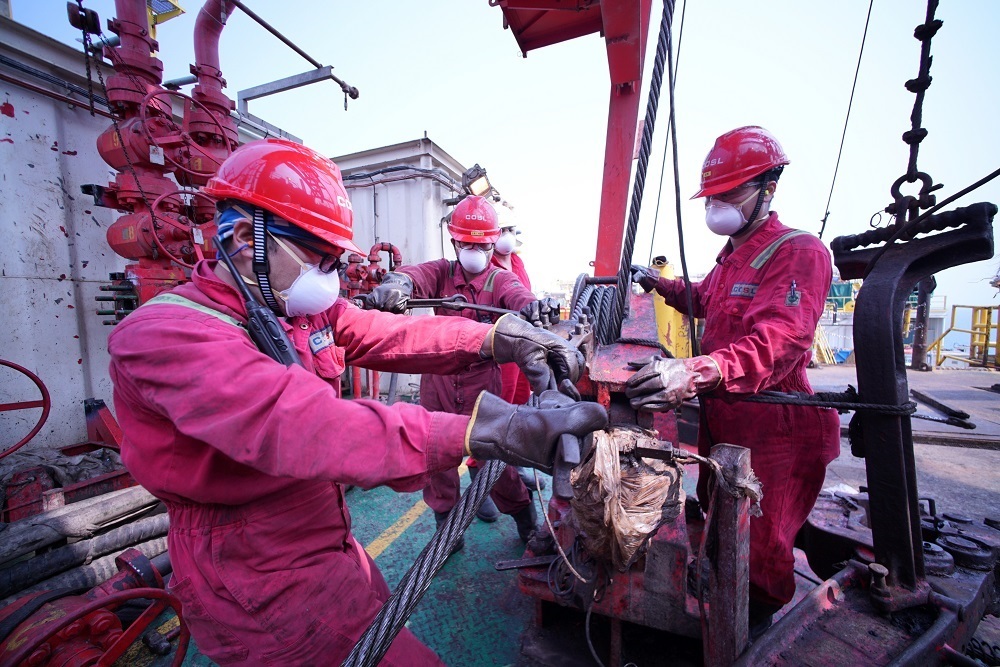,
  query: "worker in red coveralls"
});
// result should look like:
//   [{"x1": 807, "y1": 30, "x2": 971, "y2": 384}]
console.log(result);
[
  {"x1": 366, "y1": 195, "x2": 560, "y2": 549},
  {"x1": 628, "y1": 126, "x2": 840, "y2": 637},
  {"x1": 484, "y1": 201, "x2": 554, "y2": 499},
  {"x1": 107, "y1": 139, "x2": 607, "y2": 666}
]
